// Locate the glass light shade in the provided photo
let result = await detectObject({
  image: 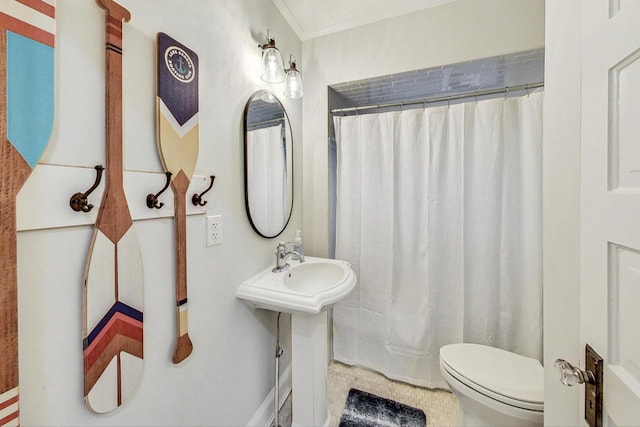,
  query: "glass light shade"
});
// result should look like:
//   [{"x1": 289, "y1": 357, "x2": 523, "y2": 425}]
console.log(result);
[
  {"x1": 260, "y1": 91, "x2": 278, "y2": 103},
  {"x1": 284, "y1": 69, "x2": 303, "y2": 98},
  {"x1": 261, "y1": 47, "x2": 285, "y2": 83}
]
